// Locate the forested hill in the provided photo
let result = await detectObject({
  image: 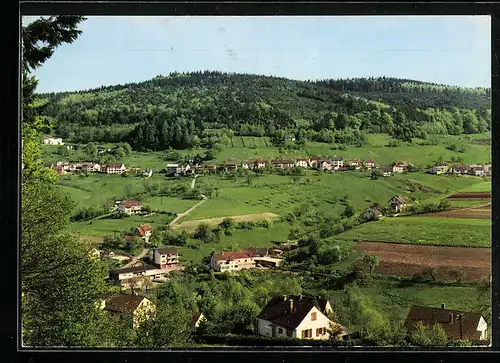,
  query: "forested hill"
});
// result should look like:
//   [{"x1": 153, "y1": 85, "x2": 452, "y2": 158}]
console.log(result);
[{"x1": 38, "y1": 71, "x2": 491, "y2": 150}]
